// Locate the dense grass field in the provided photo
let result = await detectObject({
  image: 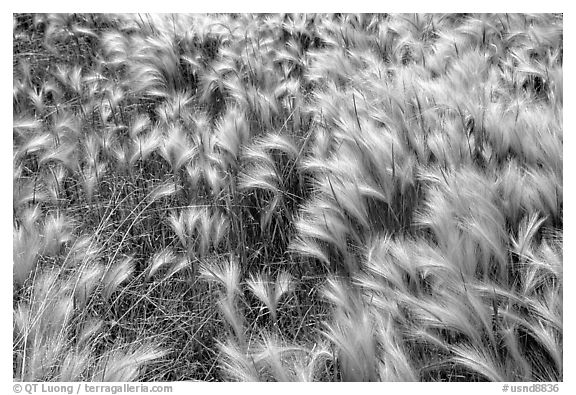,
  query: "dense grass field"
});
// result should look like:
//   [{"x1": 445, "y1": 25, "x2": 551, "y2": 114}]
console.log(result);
[{"x1": 13, "y1": 13, "x2": 562, "y2": 382}]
